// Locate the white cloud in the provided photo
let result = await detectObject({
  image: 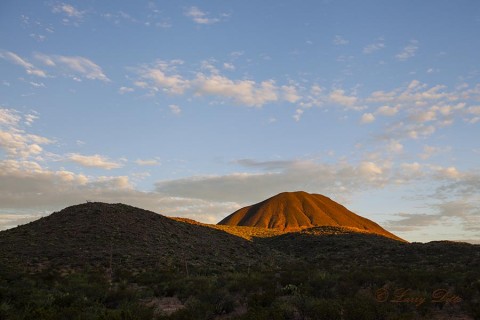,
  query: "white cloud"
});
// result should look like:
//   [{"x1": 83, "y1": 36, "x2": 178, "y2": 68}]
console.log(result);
[
  {"x1": 282, "y1": 85, "x2": 301, "y2": 103},
  {"x1": 29, "y1": 81, "x2": 46, "y2": 88},
  {"x1": 133, "y1": 60, "x2": 350, "y2": 109},
  {"x1": 467, "y1": 106, "x2": 480, "y2": 115},
  {"x1": 0, "y1": 50, "x2": 47, "y2": 77},
  {"x1": 363, "y1": 39, "x2": 385, "y2": 54},
  {"x1": 293, "y1": 109, "x2": 304, "y2": 122},
  {"x1": 386, "y1": 212, "x2": 441, "y2": 232},
  {"x1": 0, "y1": 108, "x2": 53, "y2": 158},
  {"x1": 400, "y1": 162, "x2": 422, "y2": 176},
  {"x1": 366, "y1": 80, "x2": 479, "y2": 141},
  {"x1": 184, "y1": 6, "x2": 220, "y2": 24},
  {"x1": 387, "y1": 140, "x2": 403, "y2": 153},
  {"x1": 135, "y1": 159, "x2": 160, "y2": 166},
  {"x1": 102, "y1": 11, "x2": 138, "y2": 25},
  {"x1": 0, "y1": 108, "x2": 21, "y2": 127},
  {"x1": 387, "y1": 198, "x2": 480, "y2": 236},
  {"x1": 155, "y1": 159, "x2": 392, "y2": 204},
  {"x1": 136, "y1": 63, "x2": 188, "y2": 94},
  {"x1": 0, "y1": 158, "x2": 238, "y2": 229},
  {"x1": 376, "y1": 105, "x2": 398, "y2": 116},
  {"x1": 410, "y1": 110, "x2": 436, "y2": 123},
  {"x1": 193, "y1": 74, "x2": 278, "y2": 107},
  {"x1": 395, "y1": 40, "x2": 419, "y2": 61},
  {"x1": 51, "y1": 2, "x2": 85, "y2": 25},
  {"x1": 360, "y1": 112, "x2": 375, "y2": 124},
  {"x1": 407, "y1": 124, "x2": 436, "y2": 139},
  {"x1": 333, "y1": 35, "x2": 349, "y2": 45},
  {"x1": 34, "y1": 53, "x2": 56, "y2": 66},
  {"x1": 169, "y1": 104, "x2": 181, "y2": 115},
  {"x1": 329, "y1": 89, "x2": 358, "y2": 108},
  {"x1": 223, "y1": 62, "x2": 235, "y2": 71},
  {"x1": 420, "y1": 145, "x2": 442, "y2": 160},
  {"x1": 67, "y1": 153, "x2": 123, "y2": 170},
  {"x1": 34, "y1": 54, "x2": 110, "y2": 82},
  {"x1": 432, "y1": 165, "x2": 461, "y2": 180},
  {"x1": 52, "y1": 3, "x2": 84, "y2": 18},
  {"x1": 118, "y1": 86, "x2": 134, "y2": 94}
]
